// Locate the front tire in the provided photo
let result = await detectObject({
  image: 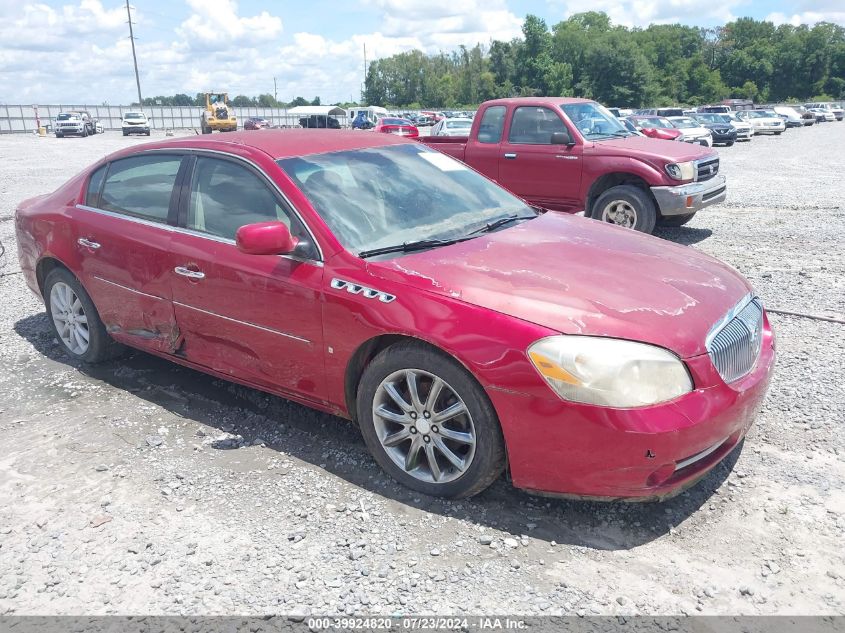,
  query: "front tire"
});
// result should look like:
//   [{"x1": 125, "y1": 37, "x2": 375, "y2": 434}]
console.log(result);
[
  {"x1": 44, "y1": 268, "x2": 123, "y2": 364},
  {"x1": 592, "y1": 185, "x2": 657, "y2": 234},
  {"x1": 356, "y1": 342, "x2": 506, "y2": 498}
]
